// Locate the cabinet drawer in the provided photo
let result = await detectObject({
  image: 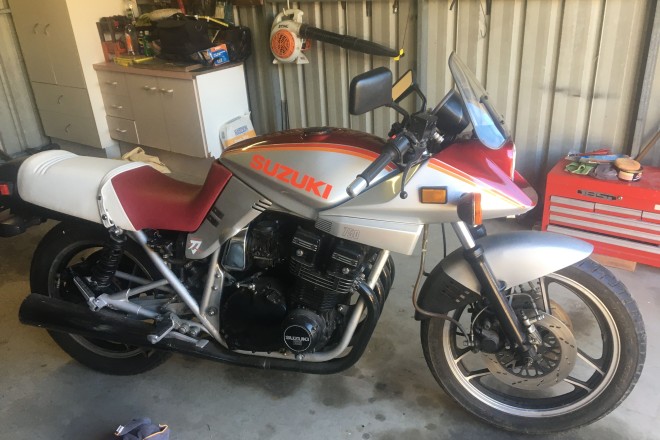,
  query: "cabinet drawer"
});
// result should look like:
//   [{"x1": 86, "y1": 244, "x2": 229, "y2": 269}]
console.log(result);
[
  {"x1": 102, "y1": 93, "x2": 134, "y2": 120},
  {"x1": 40, "y1": 110, "x2": 100, "y2": 147},
  {"x1": 97, "y1": 71, "x2": 129, "y2": 96},
  {"x1": 32, "y1": 83, "x2": 91, "y2": 117},
  {"x1": 107, "y1": 116, "x2": 138, "y2": 144}
]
